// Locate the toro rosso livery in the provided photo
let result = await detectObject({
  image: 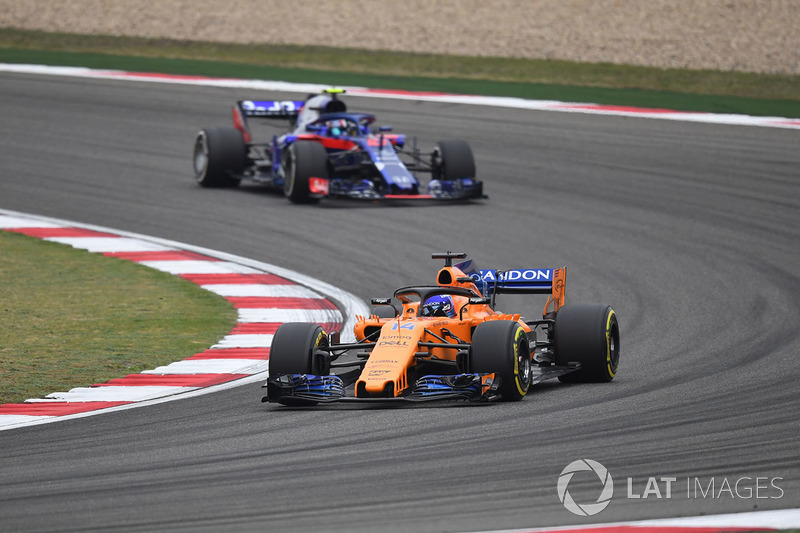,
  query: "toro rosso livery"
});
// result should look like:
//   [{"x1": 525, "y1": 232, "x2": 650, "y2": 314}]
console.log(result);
[
  {"x1": 263, "y1": 252, "x2": 620, "y2": 405},
  {"x1": 193, "y1": 89, "x2": 484, "y2": 203}
]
